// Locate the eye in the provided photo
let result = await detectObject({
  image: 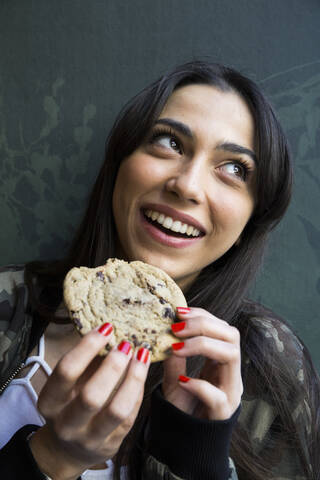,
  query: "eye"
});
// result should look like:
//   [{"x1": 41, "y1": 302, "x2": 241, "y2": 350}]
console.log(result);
[
  {"x1": 219, "y1": 161, "x2": 249, "y2": 181},
  {"x1": 157, "y1": 135, "x2": 180, "y2": 152},
  {"x1": 148, "y1": 128, "x2": 182, "y2": 154}
]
